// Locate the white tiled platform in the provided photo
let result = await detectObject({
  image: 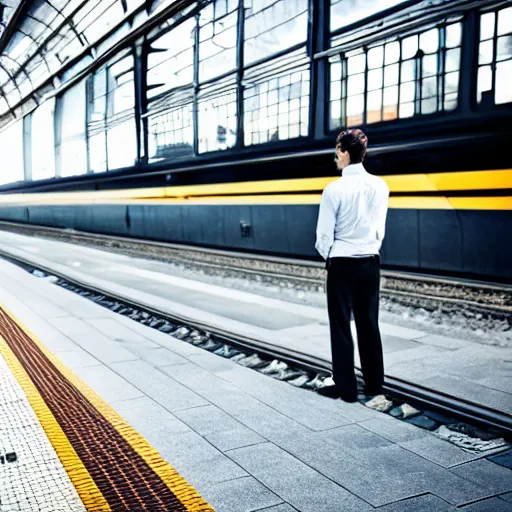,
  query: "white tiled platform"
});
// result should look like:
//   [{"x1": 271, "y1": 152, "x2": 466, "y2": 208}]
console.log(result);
[
  {"x1": 0, "y1": 355, "x2": 85, "y2": 512},
  {"x1": 0, "y1": 231, "x2": 511, "y2": 511}
]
